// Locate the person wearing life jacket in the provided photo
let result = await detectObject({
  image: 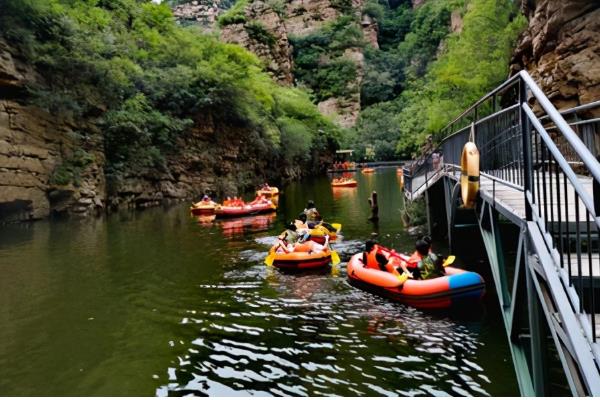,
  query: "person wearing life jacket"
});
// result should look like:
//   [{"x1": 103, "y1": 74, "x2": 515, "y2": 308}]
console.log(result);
[
  {"x1": 276, "y1": 231, "x2": 328, "y2": 254},
  {"x1": 400, "y1": 238, "x2": 431, "y2": 279},
  {"x1": 418, "y1": 252, "x2": 445, "y2": 280},
  {"x1": 303, "y1": 200, "x2": 322, "y2": 225},
  {"x1": 300, "y1": 202, "x2": 338, "y2": 233},
  {"x1": 275, "y1": 222, "x2": 300, "y2": 253},
  {"x1": 363, "y1": 240, "x2": 412, "y2": 277},
  {"x1": 294, "y1": 215, "x2": 311, "y2": 242}
]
